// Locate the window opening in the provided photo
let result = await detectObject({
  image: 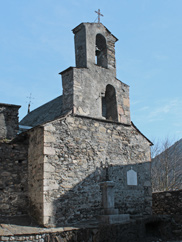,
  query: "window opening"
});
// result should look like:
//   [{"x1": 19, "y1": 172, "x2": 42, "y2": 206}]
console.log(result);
[
  {"x1": 95, "y1": 34, "x2": 107, "y2": 68},
  {"x1": 102, "y1": 85, "x2": 118, "y2": 121},
  {"x1": 102, "y1": 96, "x2": 106, "y2": 118}
]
